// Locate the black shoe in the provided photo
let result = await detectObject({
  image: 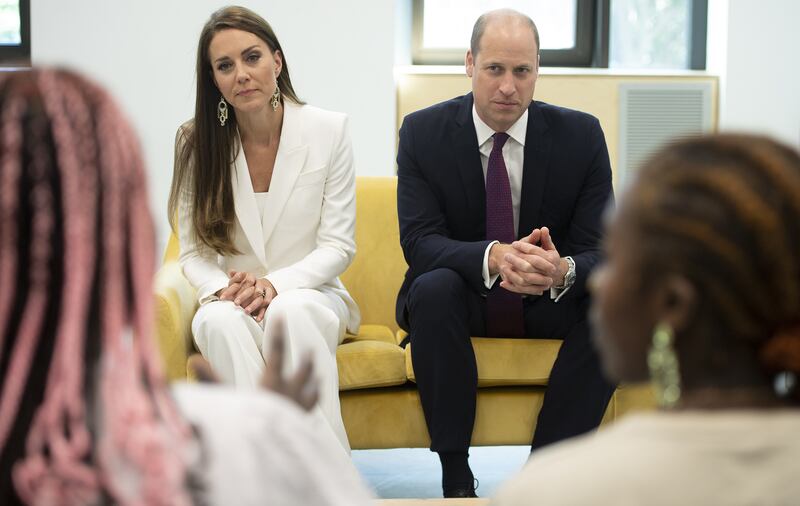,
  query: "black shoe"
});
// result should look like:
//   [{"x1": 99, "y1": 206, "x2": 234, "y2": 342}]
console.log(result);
[
  {"x1": 443, "y1": 478, "x2": 479, "y2": 498},
  {"x1": 443, "y1": 486, "x2": 478, "y2": 498}
]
